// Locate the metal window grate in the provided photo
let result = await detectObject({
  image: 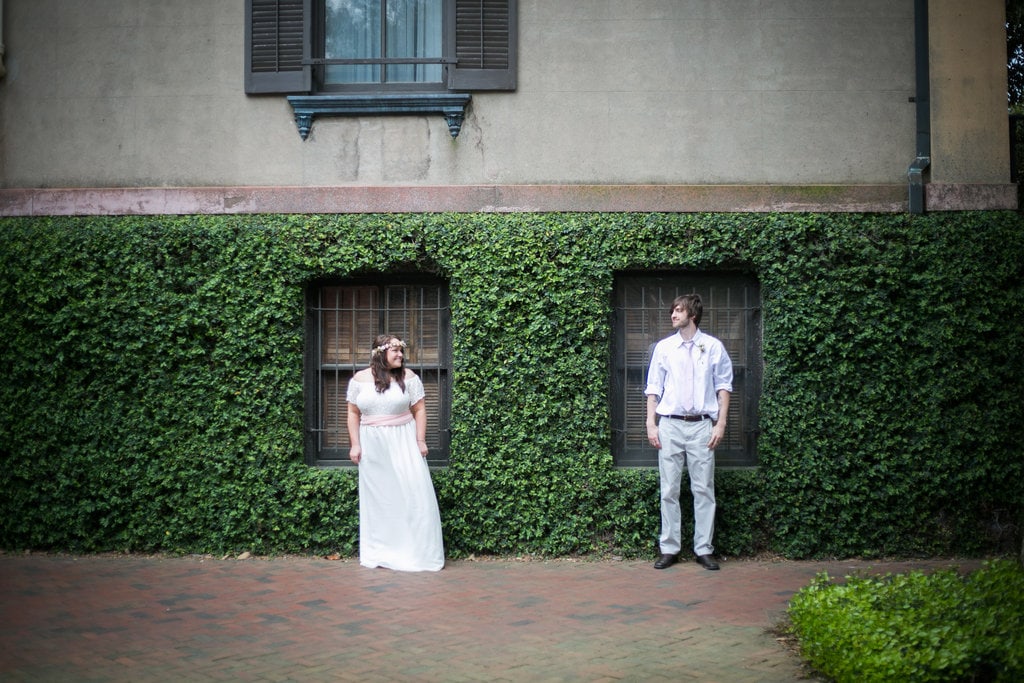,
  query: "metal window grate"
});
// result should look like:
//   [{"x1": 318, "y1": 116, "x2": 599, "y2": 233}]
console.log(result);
[
  {"x1": 307, "y1": 281, "x2": 450, "y2": 467},
  {"x1": 611, "y1": 274, "x2": 761, "y2": 468}
]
